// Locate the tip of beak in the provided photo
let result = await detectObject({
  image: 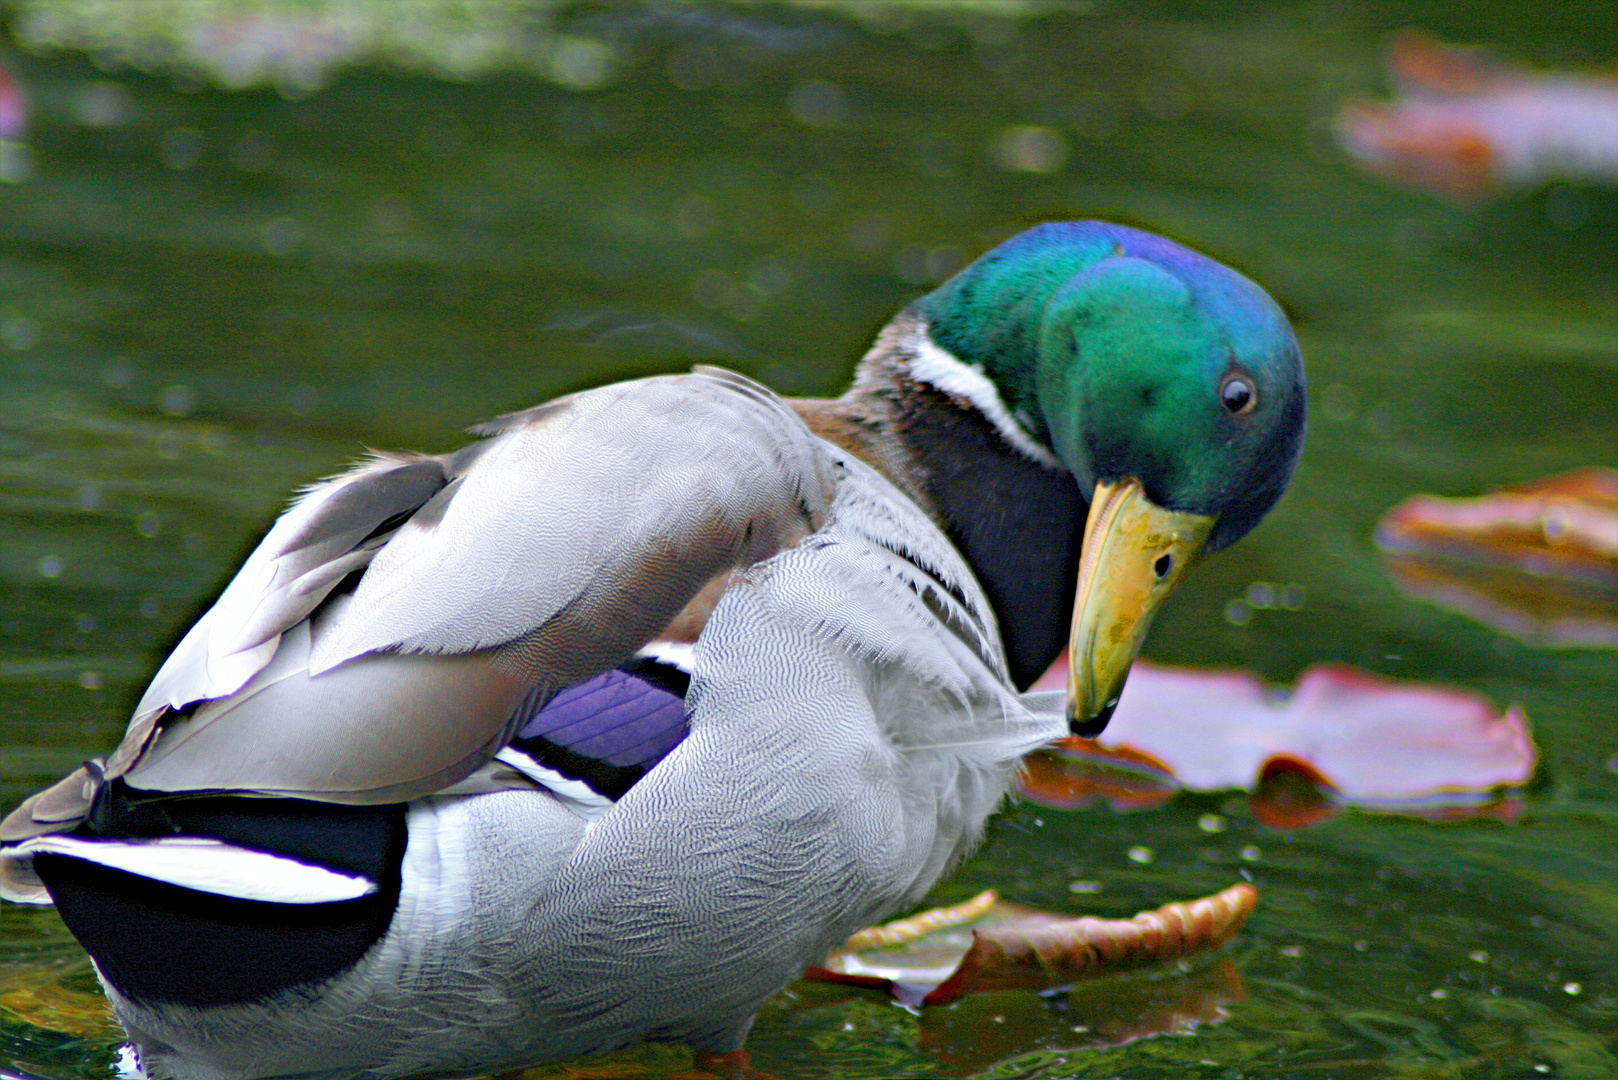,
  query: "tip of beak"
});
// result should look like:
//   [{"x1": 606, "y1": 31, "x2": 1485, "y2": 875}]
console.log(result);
[{"x1": 1068, "y1": 696, "x2": 1119, "y2": 739}]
